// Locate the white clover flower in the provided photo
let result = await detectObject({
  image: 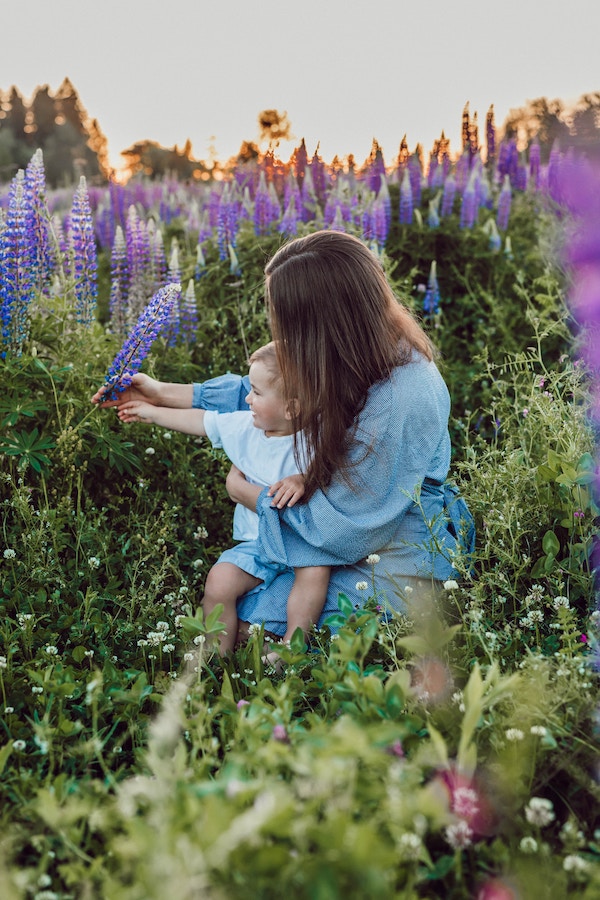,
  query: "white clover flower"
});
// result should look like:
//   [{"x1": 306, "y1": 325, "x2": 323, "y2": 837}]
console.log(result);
[
  {"x1": 398, "y1": 832, "x2": 422, "y2": 858},
  {"x1": 44, "y1": 645, "x2": 59, "y2": 656},
  {"x1": 194, "y1": 525, "x2": 209, "y2": 540},
  {"x1": 444, "y1": 820, "x2": 473, "y2": 849},
  {"x1": 163, "y1": 643, "x2": 175, "y2": 653},
  {"x1": 355, "y1": 581, "x2": 368, "y2": 591},
  {"x1": 530, "y1": 725, "x2": 547, "y2": 737},
  {"x1": 12, "y1": 739, "x2": 26, "y2": 751},
  {"x1": 163, "y1": 432, "x2": 172, "y2": 440},
  {"x1": 443, "y1": 580, "x2": 459, "y2": 591},
  {"x1": 452, "y1": 787, "x2": 479, "y2": 819},
  {"x1": 3, "y1": 548, "x2": 16, "y2": 559},
  {"x1": 145, "y1": 447, "x2": 156, "y2": 455},
  {"x1": 88, "y1": 556, "x2": 101, "y2": 569},
  {"x1": 137, "y1": 639, "x2": 149, "y2": 647},
  {"x1": 183, "y1": 652, "x2": 194, "y2": 662},
  {"x1": 366, "y1": 553, "x2": 380, "y2": 565},
  {"x1": 525, "y1": 797, "x2": 555, "y2": 827},
  {"x1": 519, "y1": 836, "x2": 538, "y2": 854},
  {"x1": 31, "y1": 685, "x2": 44, "y2": 694},
  {"x1": 156, "y1": 621, "x2": 170, "y2": 631},
  {"x1": 563, "y1": 854, "x2": 589, "y2": 873},
  {"x1": 193, "y1": 635, "x2": 206, "y2": 645},
  {"x1": 84, "y1": 649, "x2": 94, "y2": 658},
  {"x1": 0, "y1": 656, "x2": 7, "y2": 669},
  {"x1": 505, "y1": 728, "x2": 525, "y2": 742},
  {"x1": 191, "y1": 559, "x2": 203, "y2": 569},
  {"x1": 553, "y1": 595, "x2": 570, "y2": 610},
  {"x1": 5, "y1": 706, "x2": 14, "y2": 714},
  {"x1": 248, "y1": 623, "x2": 261, "y2": 635}
]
